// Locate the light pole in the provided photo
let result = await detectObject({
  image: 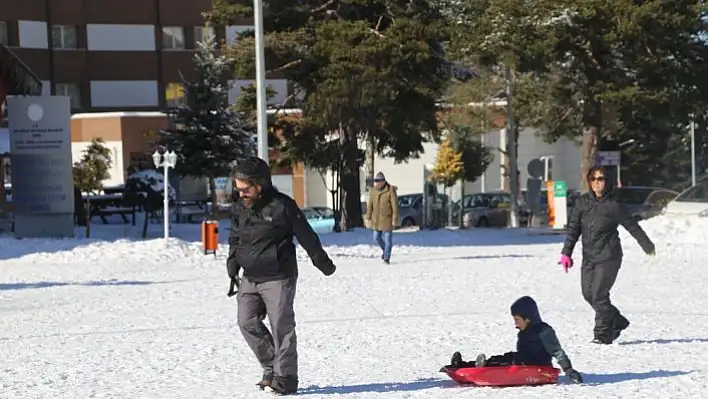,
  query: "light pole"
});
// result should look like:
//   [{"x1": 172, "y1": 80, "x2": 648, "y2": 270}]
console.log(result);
[
  {"x1": 505, "y1": 65, "x2": 520, "y2": 228},
  {"x1": 690, "y1": 119, "x2": 696, "y2": 186},
  {"x1": 152, "y1": 149, "x2": 178, "y2": 244},
  {"x1": 539, "y1": 155, "x2": 554, "y2": 182},
  {"x1": 617, "y1": 139, "x2": 635, "y2": 187},
  {"x1": 253, "y1": 0, "x2": 269, "y2": 164}
]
